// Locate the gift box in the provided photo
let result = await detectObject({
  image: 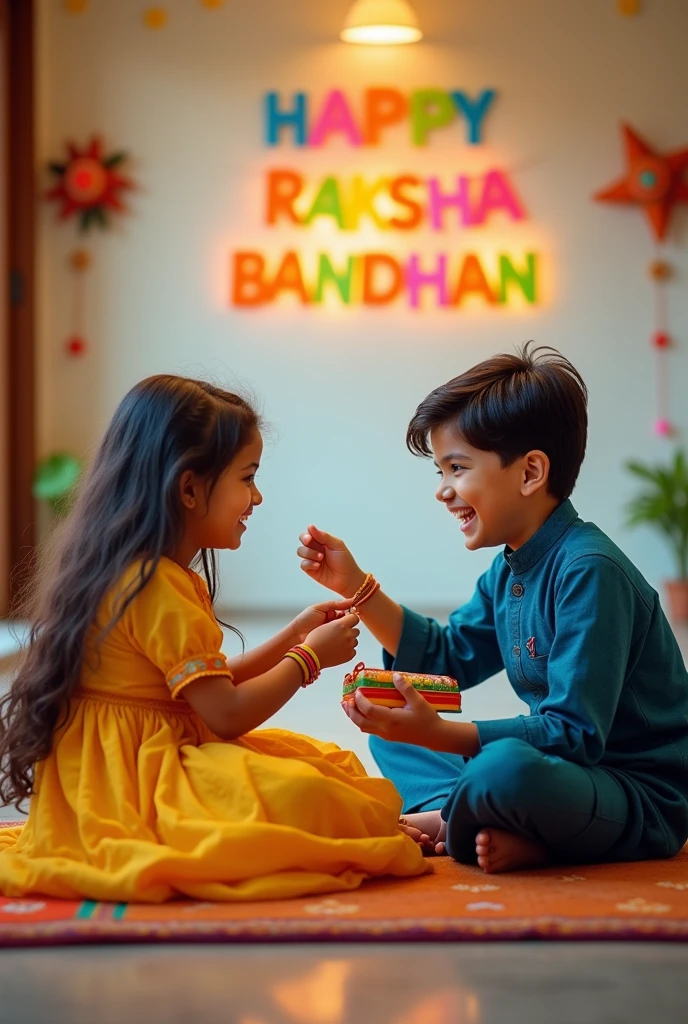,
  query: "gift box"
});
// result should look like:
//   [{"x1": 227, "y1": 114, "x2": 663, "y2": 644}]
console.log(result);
[{"x1": 342, "y1": 663, "x2": 461, "y2": 713}]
